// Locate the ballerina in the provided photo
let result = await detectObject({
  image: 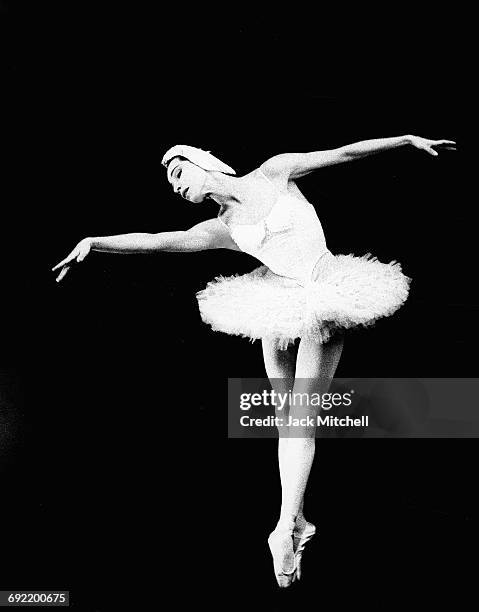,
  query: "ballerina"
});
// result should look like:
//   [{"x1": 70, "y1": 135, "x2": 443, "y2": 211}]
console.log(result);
[{"x1": 52, "y1": 135, "x2": 455, "y2": 587}]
